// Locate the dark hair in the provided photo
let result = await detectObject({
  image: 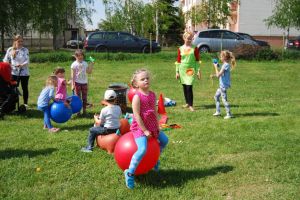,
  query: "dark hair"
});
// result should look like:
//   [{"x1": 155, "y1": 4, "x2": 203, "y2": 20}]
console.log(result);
[
  {"x1": 74, "y1": 49, "x2": 84, "y2": 57},
  {"x1": 53, "y1": 67, "x2": 65, "y2": 75}
]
